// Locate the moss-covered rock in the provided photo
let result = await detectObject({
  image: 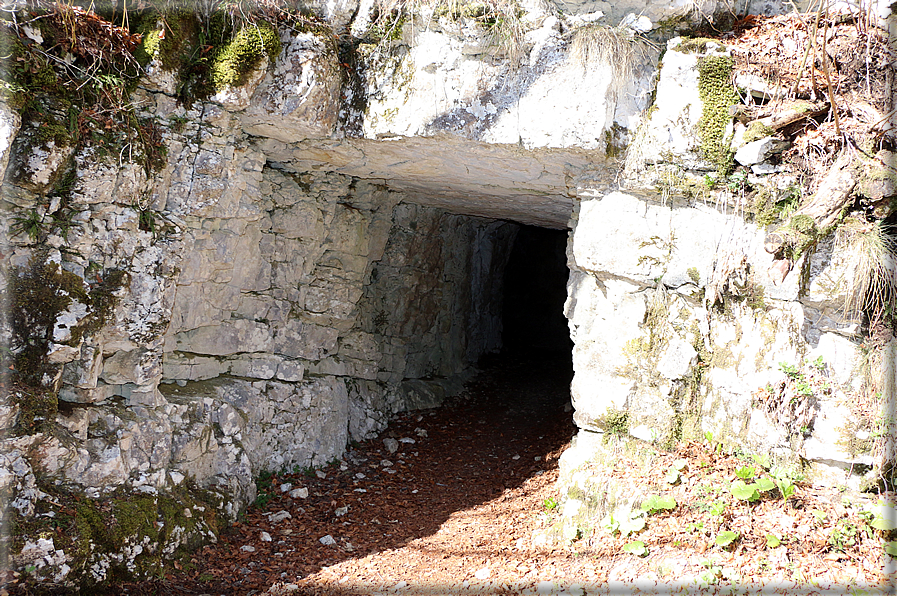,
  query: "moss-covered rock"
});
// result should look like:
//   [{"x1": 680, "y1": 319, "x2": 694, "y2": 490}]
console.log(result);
[
  {"x1": 11, "y1": 481, "x2": 226, "y2": 589},
  {"x1": 696, "y1": 54, "x2": 738, "y2": 175},
  {"x1": 210, "y1": 20, "x2": 281, "y2": 91}
]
